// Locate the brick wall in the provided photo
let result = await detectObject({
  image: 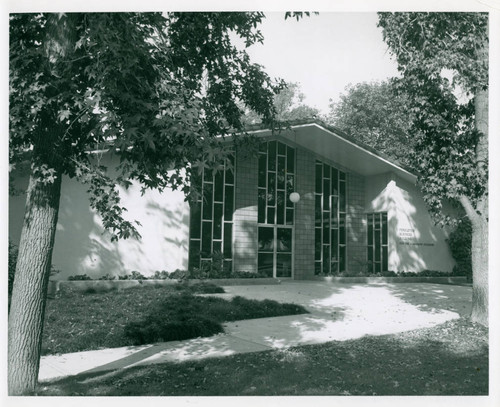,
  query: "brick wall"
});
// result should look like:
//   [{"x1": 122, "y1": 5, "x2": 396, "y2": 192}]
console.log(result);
[
  {"x1": 233, "y1": 154, "x2": 258, "y2": 272},
  {"x1": 294, "y1": 148, "x2": 316, "y2": 279},
  {"x1": 346, "y1": 171, "x2": 367, "y2": 272}
]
